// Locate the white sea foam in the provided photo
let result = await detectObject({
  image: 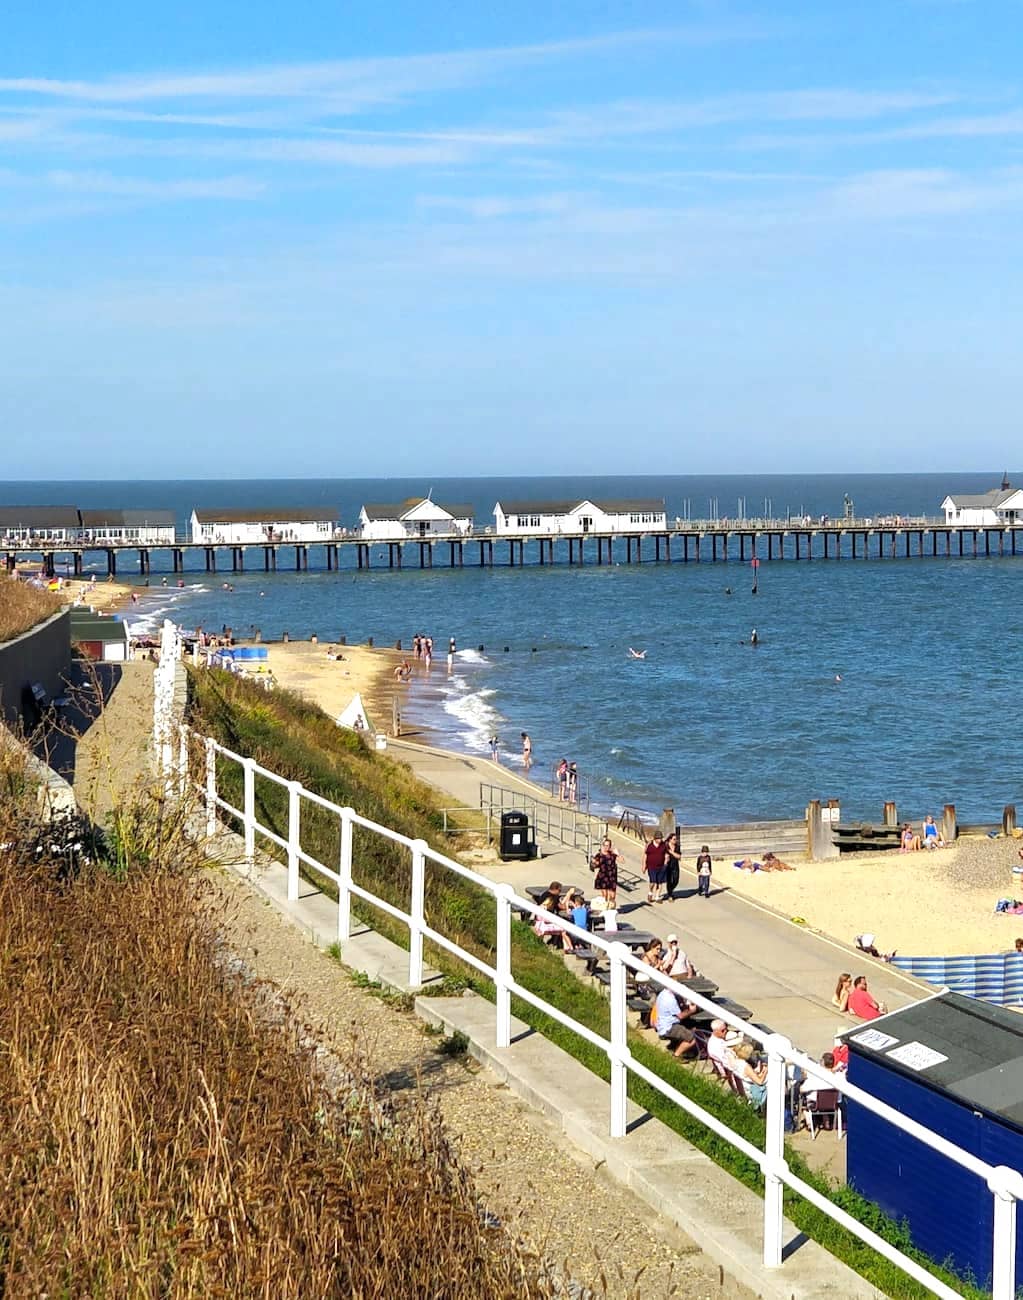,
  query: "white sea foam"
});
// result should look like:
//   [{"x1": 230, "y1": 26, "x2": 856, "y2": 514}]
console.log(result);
[
  {"x1": 454, "y1": 647, "x2": 489, "y2": 665},
  {"x1": 441, "y1": 682, "x2": 504, "y2": 751}
]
